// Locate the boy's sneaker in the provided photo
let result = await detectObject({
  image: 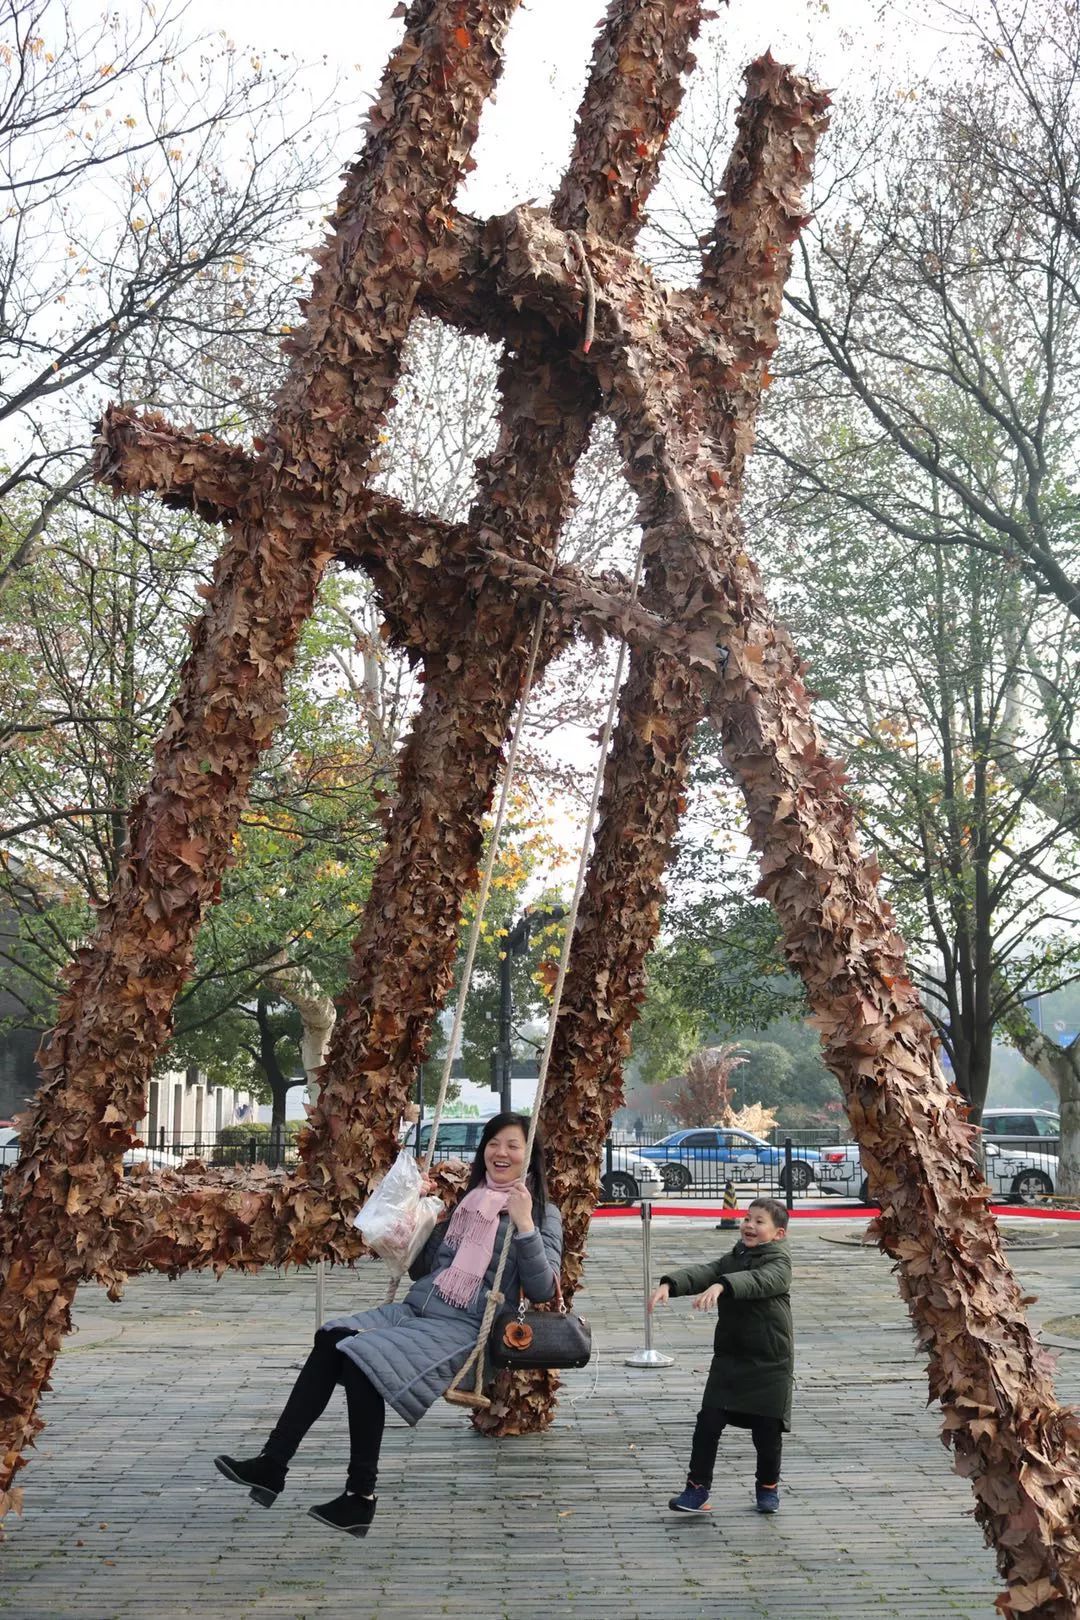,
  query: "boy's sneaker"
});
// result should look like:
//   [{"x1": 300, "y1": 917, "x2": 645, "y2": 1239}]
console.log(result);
[
  {"x1": 668, "y1": 1484, "x2": 712, "y2": 1514},
  {"x1": 755, "y1": 1484, "x2": 780, "y2": 1514}
]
